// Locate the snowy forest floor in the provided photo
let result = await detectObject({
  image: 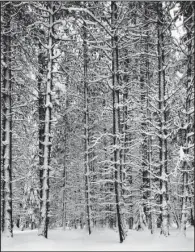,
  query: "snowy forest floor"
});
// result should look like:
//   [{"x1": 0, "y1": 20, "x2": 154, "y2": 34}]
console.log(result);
[{"x1": 2, "y1": 226, "x2": 194, "y2": 251}]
